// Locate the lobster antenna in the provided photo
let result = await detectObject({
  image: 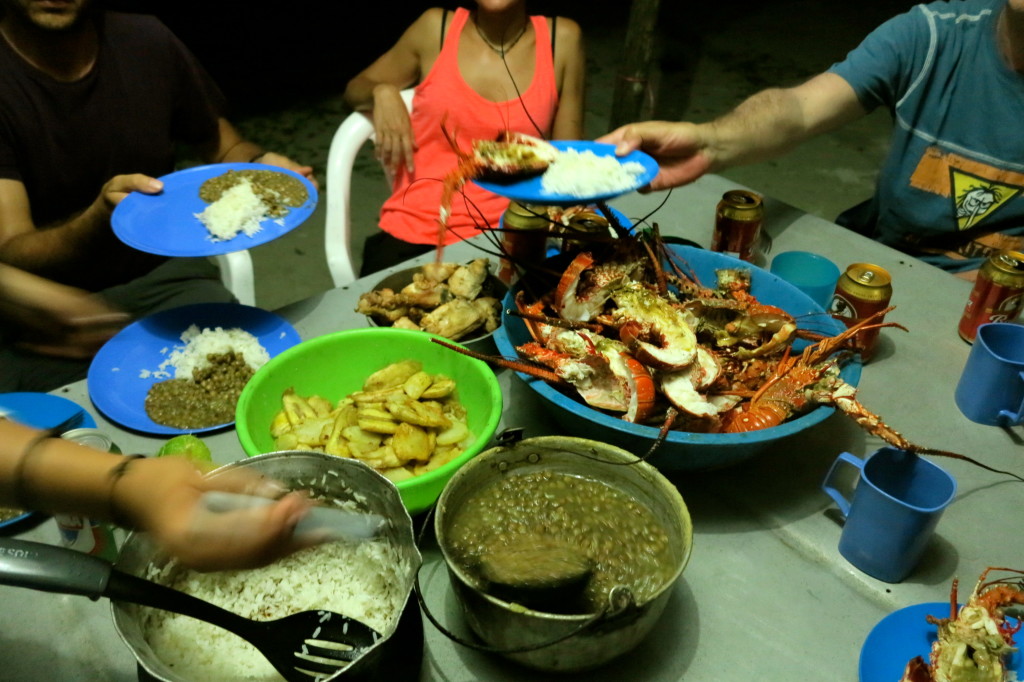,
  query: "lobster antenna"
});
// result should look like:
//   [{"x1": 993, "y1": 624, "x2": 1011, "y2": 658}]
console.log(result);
[{"x1": 637, "y1": 189, "x2": 673, "y2": 228}]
